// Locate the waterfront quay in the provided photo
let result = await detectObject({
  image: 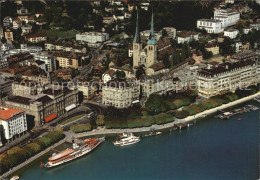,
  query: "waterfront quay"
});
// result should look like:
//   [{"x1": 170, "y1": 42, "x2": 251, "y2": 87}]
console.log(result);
[
  {"x1": 75, "y1": 92, "x2": 260, "y2": 138},
  {"x1": 0, "y1": 139, "x2": 66, "y2": 179},
  {"x1": 1, "y1": 91, "x2": 259, "y2": 179}
]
